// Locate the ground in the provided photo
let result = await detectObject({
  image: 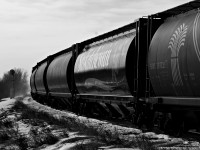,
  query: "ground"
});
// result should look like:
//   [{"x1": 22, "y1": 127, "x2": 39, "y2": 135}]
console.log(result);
[{"x1": 0, "y1": 96, "x2": 200, "y2": 150}]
